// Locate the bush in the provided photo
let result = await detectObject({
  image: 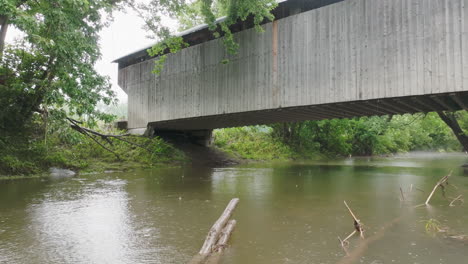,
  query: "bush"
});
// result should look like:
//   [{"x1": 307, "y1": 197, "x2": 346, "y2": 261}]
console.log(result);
[{"x1": 213, "y1": 126, "x2": 296, "y2": 160}]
